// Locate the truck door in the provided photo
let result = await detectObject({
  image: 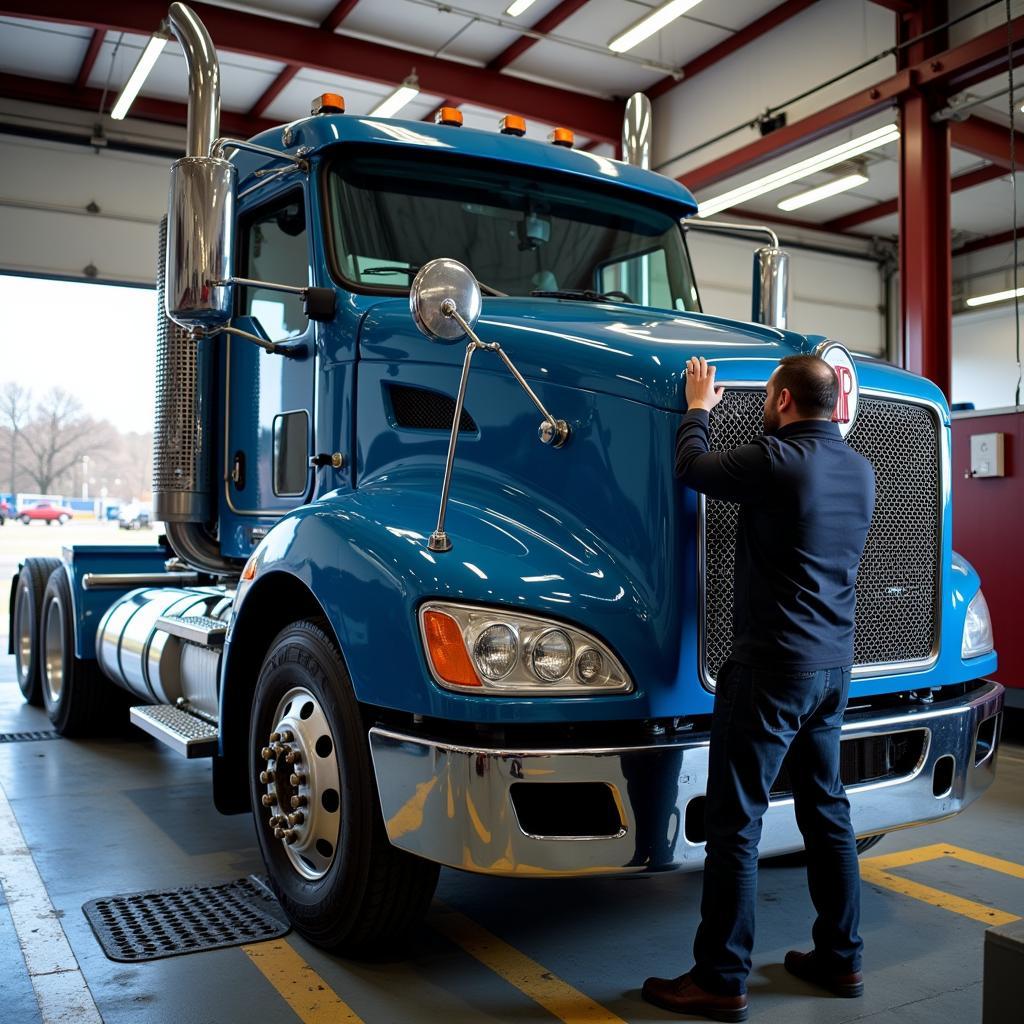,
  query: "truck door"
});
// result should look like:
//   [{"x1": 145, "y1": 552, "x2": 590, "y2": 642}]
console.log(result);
[{"x1": 224, "y1": 188, "x2": 315, "y2": 520}]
